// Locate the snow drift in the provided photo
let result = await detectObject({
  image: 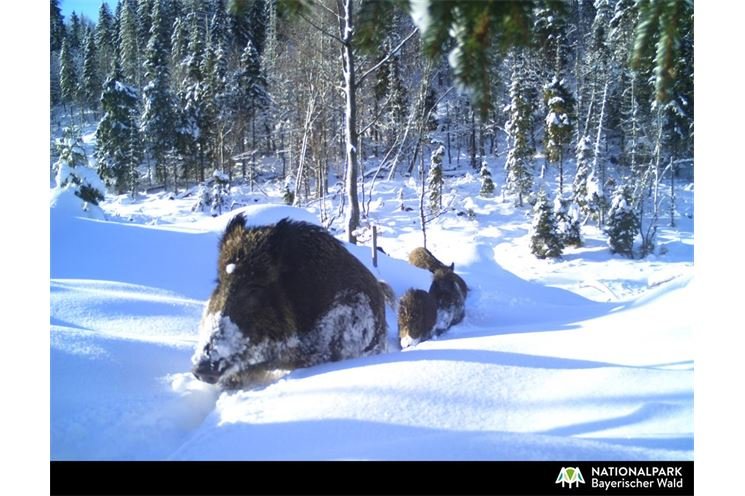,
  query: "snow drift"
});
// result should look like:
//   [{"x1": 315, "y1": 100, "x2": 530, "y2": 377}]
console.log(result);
[{"x1": 51, "y1": 203, "x2": 692, "y2": 461}]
